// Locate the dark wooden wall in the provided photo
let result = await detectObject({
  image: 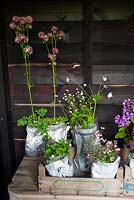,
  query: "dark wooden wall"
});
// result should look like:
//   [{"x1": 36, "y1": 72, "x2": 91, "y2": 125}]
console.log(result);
[{"x1": 3, "y1": 0, "x2": 134, "y2": 166}]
